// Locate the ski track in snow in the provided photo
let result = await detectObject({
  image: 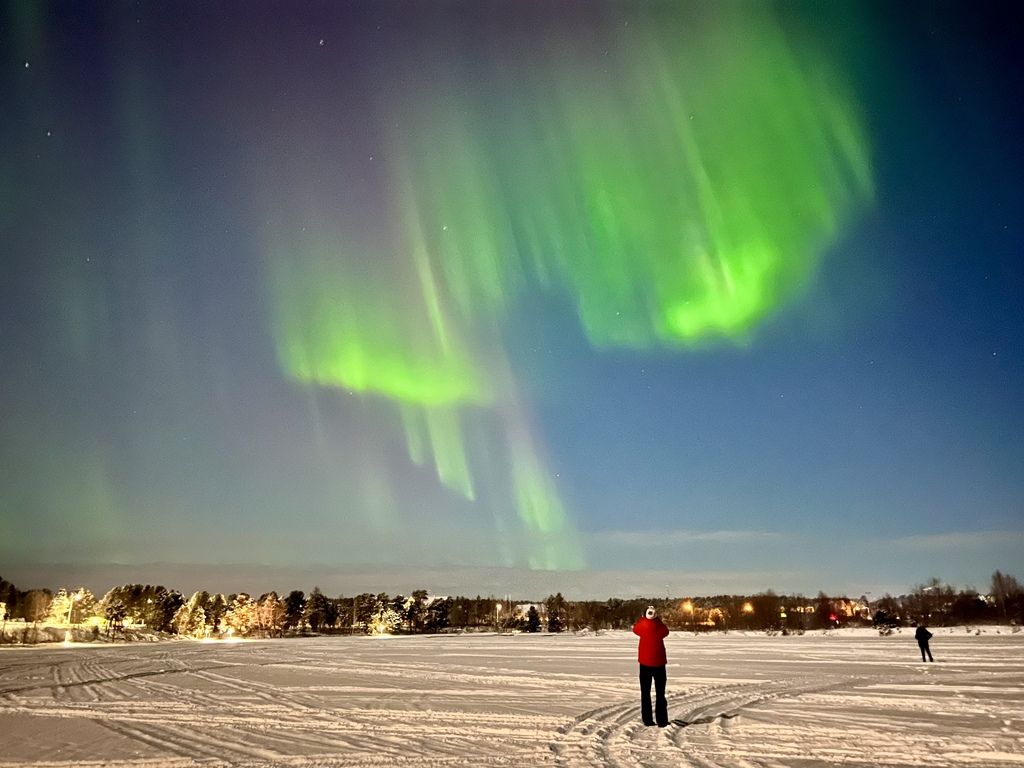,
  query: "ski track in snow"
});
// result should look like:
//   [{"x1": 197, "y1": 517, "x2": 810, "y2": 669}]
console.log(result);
[{"x1": 0, "y1": 630, "x2": 1022, "y2": 767}]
